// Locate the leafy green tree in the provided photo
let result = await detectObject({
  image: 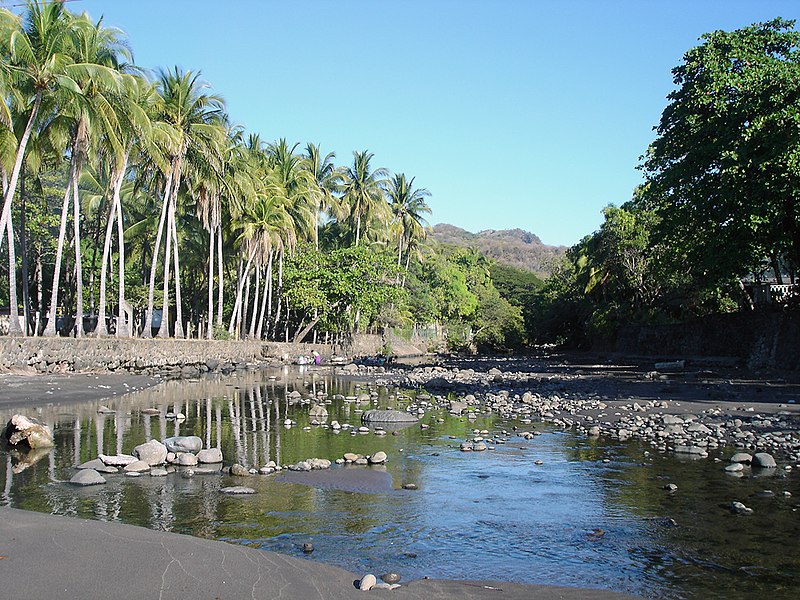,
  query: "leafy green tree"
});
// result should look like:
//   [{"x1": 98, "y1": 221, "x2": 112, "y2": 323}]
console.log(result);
[
  {"x1": 282, "y1": 244, "x2": 403, "y2": 342},
  {"x1": 640, "y1": 18, "x2": 800, "y2": 287}
]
